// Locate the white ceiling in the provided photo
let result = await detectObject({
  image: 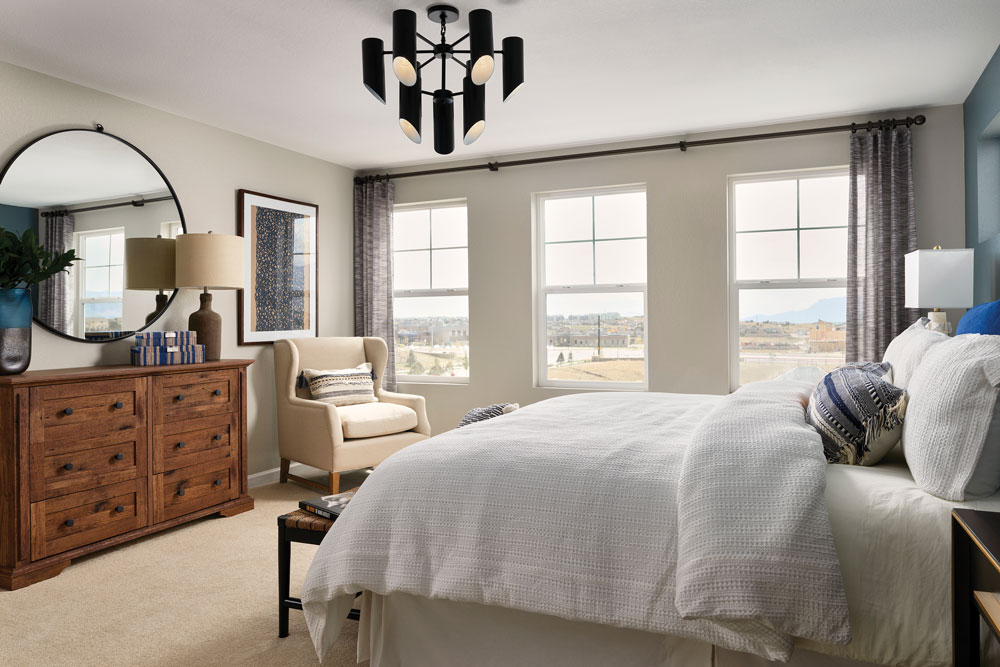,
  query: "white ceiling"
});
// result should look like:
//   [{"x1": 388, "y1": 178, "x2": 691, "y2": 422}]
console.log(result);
[{"x1": 0, "y1": 1, "x2": 997, "y2": 170}]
